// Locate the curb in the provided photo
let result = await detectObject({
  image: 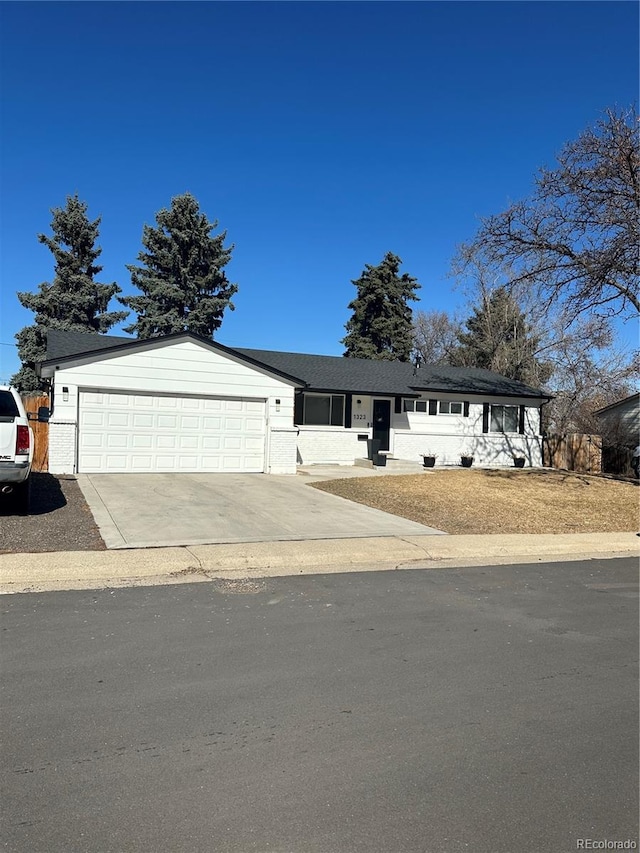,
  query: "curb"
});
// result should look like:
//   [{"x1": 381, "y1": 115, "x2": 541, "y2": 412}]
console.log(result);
[{"x1": 1, "y1": 532, "x2": 638, "y2": 594}]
